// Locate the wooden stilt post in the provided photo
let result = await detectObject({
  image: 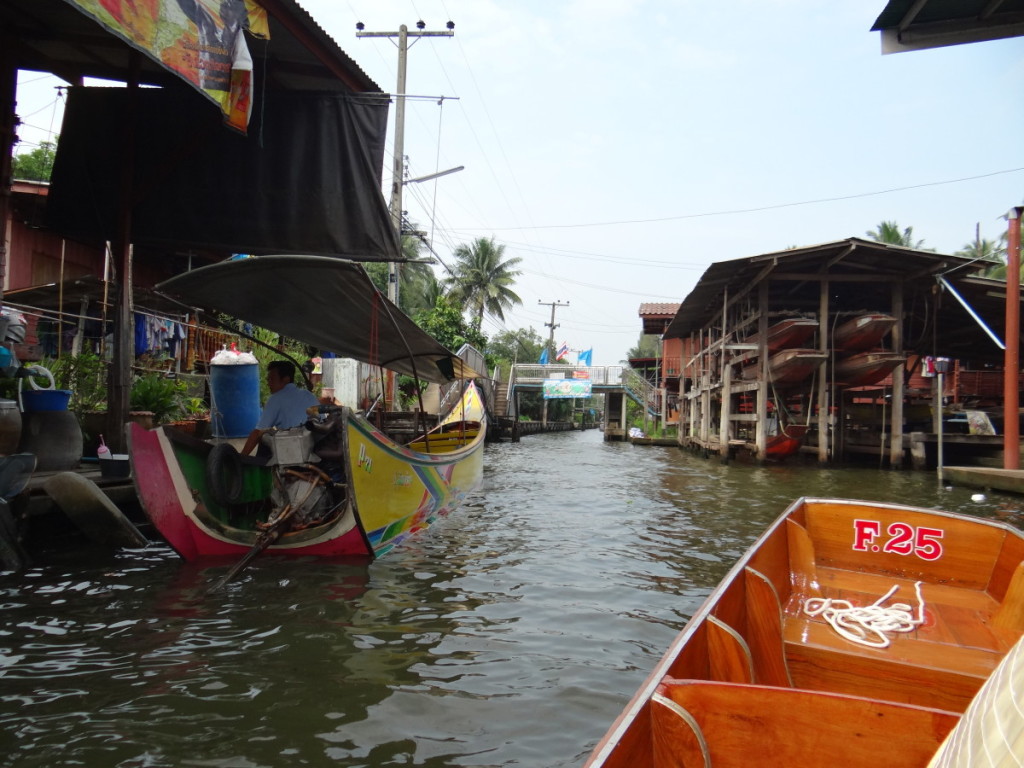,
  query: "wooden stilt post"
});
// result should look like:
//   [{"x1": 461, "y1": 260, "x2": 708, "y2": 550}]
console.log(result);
[
  {"x1": 890, "y1": 283, "x2": 905, "y2": 468},
  {"x1": 817, "y1": 277, "x2": 830, "y2": 464},
  {"x1": 755, "y1": 283, "x2": 769, "y2": 461}
]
